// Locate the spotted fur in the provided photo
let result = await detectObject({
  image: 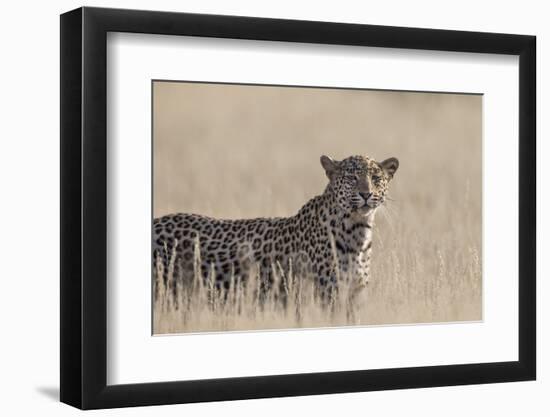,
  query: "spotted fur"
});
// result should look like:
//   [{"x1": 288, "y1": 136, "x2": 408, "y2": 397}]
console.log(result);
[{"x1": 153, "y1": 154, "x2": 398, "y2": 301}]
